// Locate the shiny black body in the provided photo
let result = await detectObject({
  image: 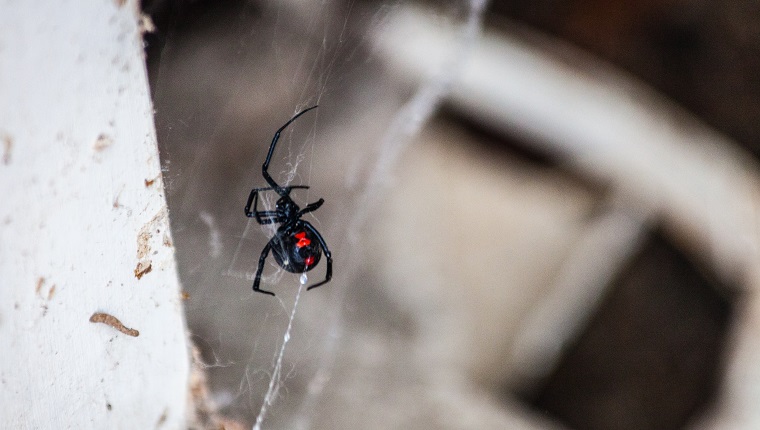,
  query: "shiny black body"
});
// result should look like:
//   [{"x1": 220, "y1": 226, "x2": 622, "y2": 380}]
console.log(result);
[{"x1": 244, "y1": 106, "x2": 332, "y2": 296}]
